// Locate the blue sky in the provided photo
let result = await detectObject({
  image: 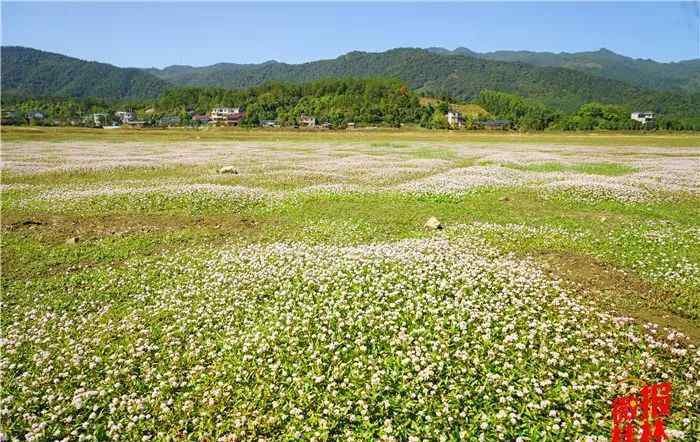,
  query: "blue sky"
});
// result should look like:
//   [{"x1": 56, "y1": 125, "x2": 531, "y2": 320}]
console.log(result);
[{"x1": 2, "y1": 2, "x2": 699, "y2": 67}]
